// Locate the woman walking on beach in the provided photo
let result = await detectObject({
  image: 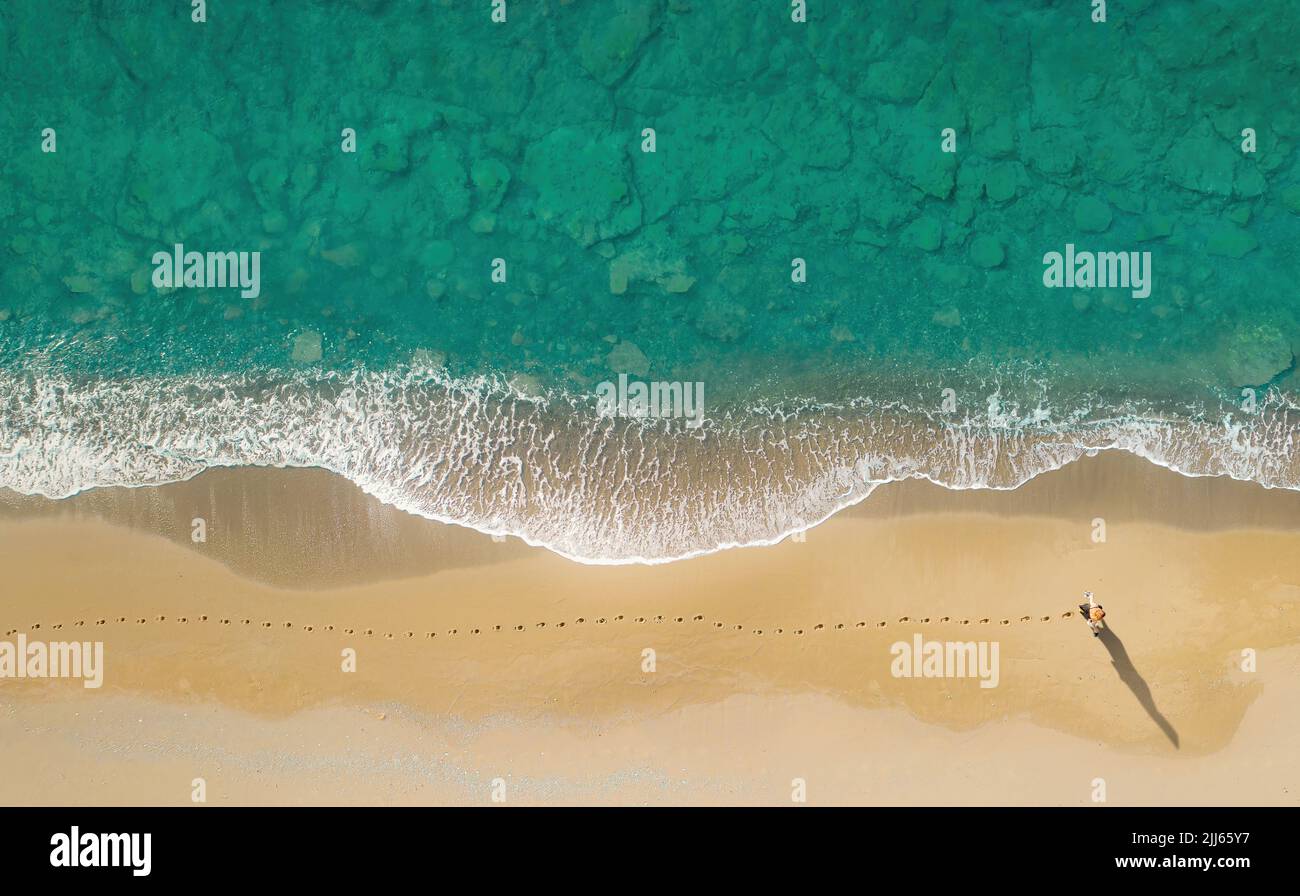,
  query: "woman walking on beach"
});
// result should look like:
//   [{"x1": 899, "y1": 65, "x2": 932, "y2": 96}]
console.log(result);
[{"x1": 1080, "y1": 591, "x2": 1105, "y2": 637}]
